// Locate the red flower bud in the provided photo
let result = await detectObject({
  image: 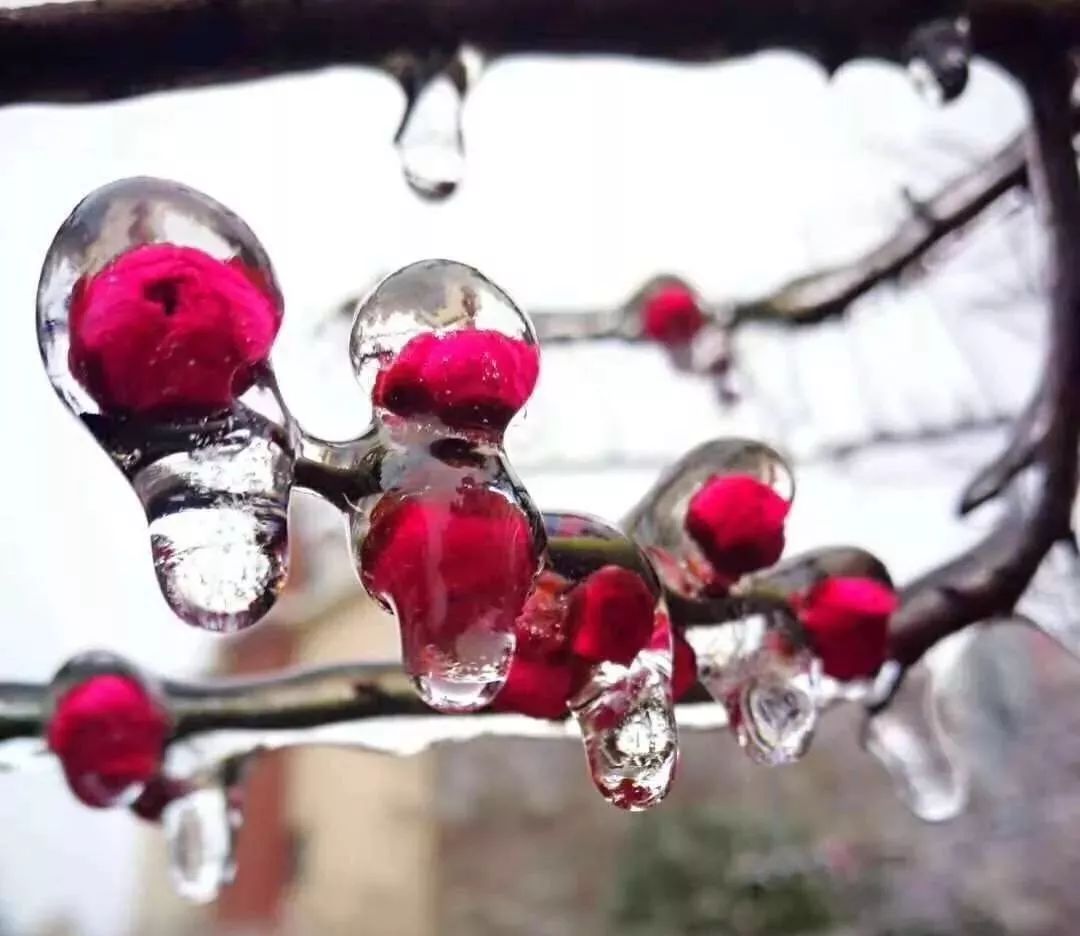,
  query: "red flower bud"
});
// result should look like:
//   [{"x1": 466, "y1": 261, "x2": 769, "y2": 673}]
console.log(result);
[
  {"x1": 641, "y1": 285, "x2": 705, "y2": 346},
  {"x1": 494, "y1": 657, "x2": 574, "y2": 719},
  {"x1": 515, "y1": 570, "x2": 572, "y2": 657},
  {"x1": 685, "y1": 474, "x2": 789, "y2": 585},
  {"x1": 361, "y1": 486, "x2": 538, "y2": 670},
  {"x1": 373, "y1": 329, "x2": 539, "y2": 436},
  {"x1": 567, "y1": 565, "x2": 657, "y2": 667},
  {"x1": 68, "y1": 244, "x2": 281, "y2": 416},
  {"x1": 796, "y1": 577, "x2": 898, "y2": 681},
  {"x1": 47, "y1": 674, "x2": 170, "y2": 808}
]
